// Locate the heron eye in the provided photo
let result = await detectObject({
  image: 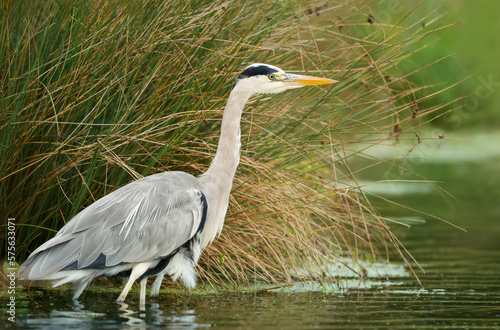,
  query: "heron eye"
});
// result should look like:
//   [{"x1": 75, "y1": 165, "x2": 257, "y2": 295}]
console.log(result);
[{"x1": 268, "y1": 74, "x2": 275, "y2": 80}]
